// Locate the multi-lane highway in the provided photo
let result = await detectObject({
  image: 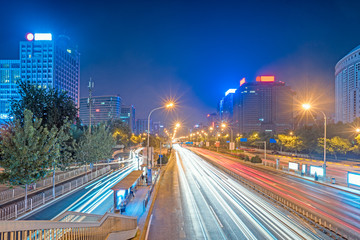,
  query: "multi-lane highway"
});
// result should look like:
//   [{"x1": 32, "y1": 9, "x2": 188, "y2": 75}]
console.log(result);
[
  {"x1": 191, "y1": 147, "x2": 360, "y2": 237},
  {"x1": 21, "y1": 150, "x2": 142, "y2": 220},
  {"x1": 173, "y1": 145, "x2": 330, "y2": 239}
]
